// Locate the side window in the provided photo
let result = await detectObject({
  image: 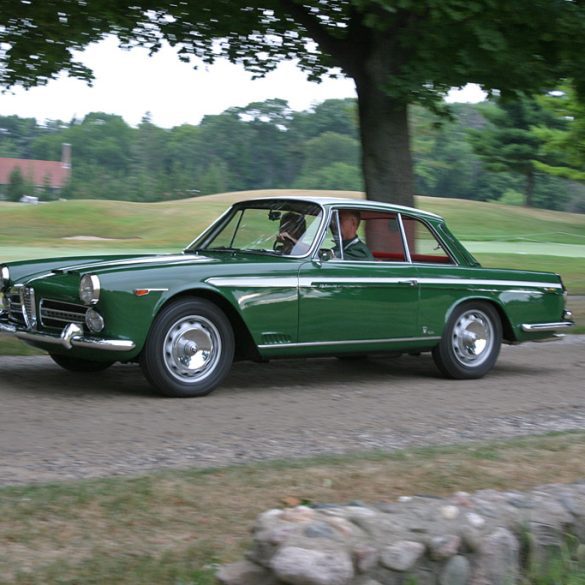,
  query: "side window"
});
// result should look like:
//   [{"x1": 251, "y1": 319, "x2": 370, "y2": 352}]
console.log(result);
[
  {"x1": 326, "y1": 209, "x2": 376, "y2": 261},
  {"x1": 401, "y1": 216, "x2": 453, "y2": 264},
  {"x1": 321, "y1": 210, "x2": 342, "y2": 252},
  {"x1": 363, "y1": 213, "x2": 406, "y2": 261},
  {"x1": 319, "y1": 210, "x2": 408, "y2": 262}
]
